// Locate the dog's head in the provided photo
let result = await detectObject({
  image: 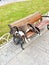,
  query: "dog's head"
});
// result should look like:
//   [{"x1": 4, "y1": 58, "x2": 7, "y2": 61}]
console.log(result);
[{"x1": 10, "y1": 26, "x2": 19, "y2": 34}]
